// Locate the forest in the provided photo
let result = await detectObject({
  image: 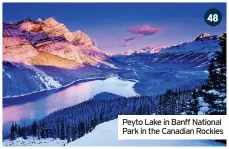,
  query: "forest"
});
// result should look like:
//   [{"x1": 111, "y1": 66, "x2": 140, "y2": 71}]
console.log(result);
[{"x1": 8, "y1": 96, "x2": 158, "y2": 141}]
